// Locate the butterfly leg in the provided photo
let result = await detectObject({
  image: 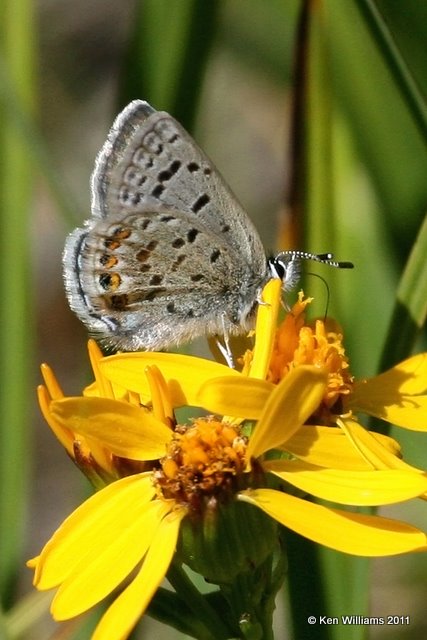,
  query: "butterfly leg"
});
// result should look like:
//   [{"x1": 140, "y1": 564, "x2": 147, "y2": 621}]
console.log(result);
[
  {"x1": 213, "y1": 314, "x2": 234, "y2": 368},
  {"x1": 215, "y1": 338, "x2": 234, "y2": 368},
  {"x1": 256, "y1": 291, "x2": 270, "y2": 306}
]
